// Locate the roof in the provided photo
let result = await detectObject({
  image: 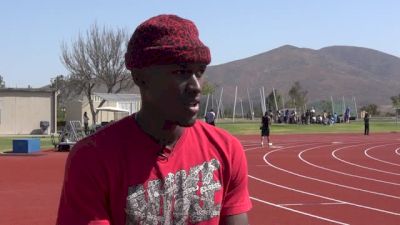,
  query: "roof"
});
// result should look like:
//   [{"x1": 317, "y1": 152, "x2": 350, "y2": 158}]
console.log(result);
[
  {"x1": 96, "y1": 106, "x2": 130, "y2": 113},
  {"x1": 93, "y1": 92, "x2": 141, "y2": 102},
  {"x1": 0, "y1": 87, "x2": 56, "y2": 93}
]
